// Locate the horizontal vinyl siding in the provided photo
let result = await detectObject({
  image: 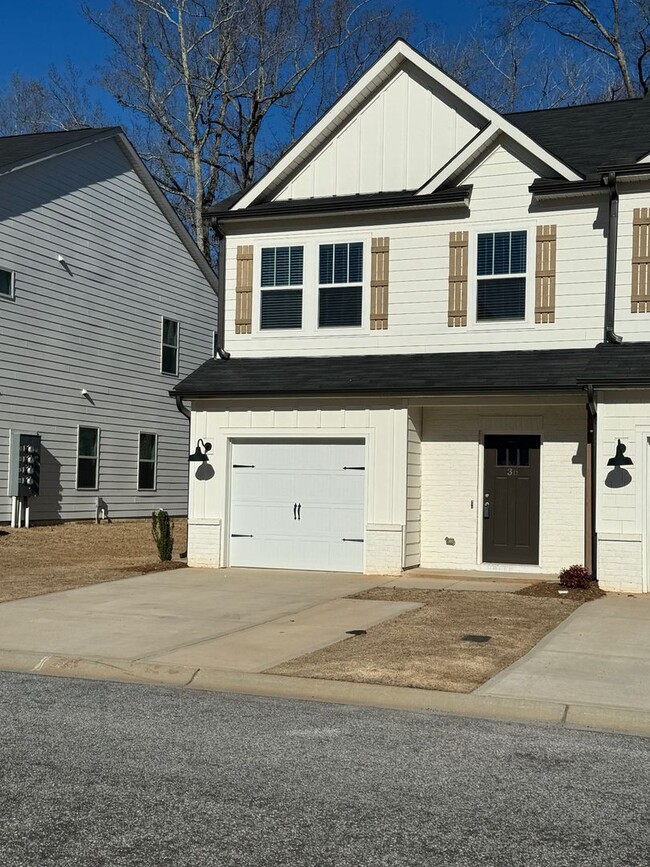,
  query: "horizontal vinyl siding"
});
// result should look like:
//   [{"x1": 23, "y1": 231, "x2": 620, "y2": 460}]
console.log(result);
[
  {"x1": 223, "y1": 140, "x2": 608, "y2": 357},
  {"x1": 405, "y1": 407, "x2": 422, "y2": 568},
  {"x1": 0, "y1": 138, "x2": 218, "y2": 522}
]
